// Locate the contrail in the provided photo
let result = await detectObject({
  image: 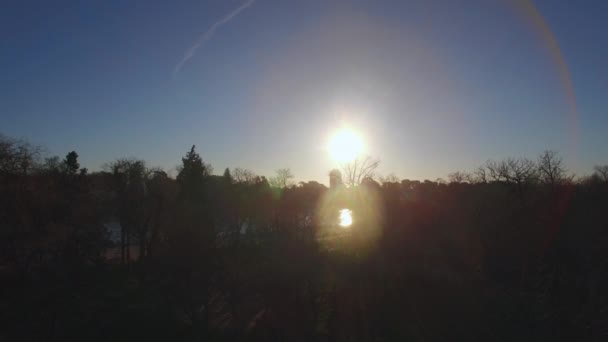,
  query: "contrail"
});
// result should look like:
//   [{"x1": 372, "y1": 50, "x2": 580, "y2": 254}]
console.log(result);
[{"x1": 173, "y1": 0, "x2": 255, "y2": 75}]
